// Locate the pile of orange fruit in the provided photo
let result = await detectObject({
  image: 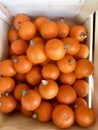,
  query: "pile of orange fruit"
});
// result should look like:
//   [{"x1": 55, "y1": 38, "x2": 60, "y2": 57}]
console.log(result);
[{"x1": 0, "y1": 14, "x2": 96, "y2": 128}]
